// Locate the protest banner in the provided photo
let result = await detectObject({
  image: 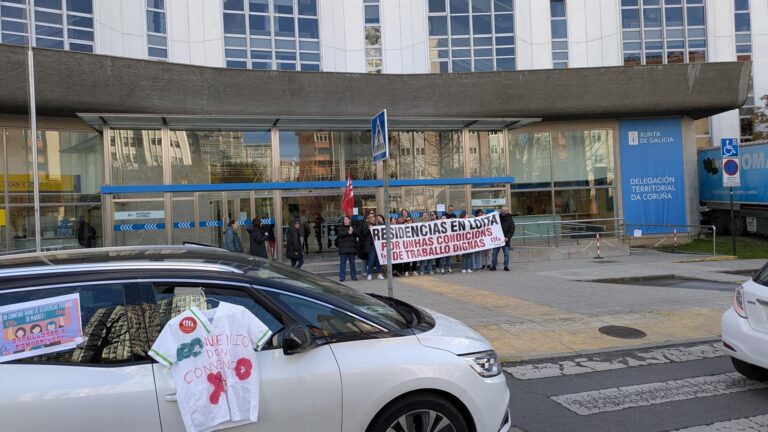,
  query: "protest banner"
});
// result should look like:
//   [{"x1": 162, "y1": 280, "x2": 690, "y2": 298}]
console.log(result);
[
  {"x1": 0, "y1": 293, "x2": 84, "y2": 362},
  {"x1": 371, "y1": 212, "x2": 505, "y2": 264}
]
